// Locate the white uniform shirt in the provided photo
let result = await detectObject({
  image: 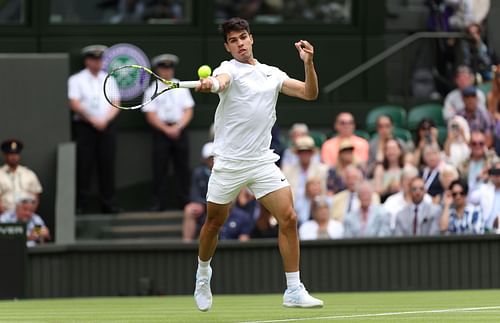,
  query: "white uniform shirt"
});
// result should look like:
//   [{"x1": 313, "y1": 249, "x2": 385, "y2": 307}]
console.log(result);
[
  {"x1": 141, "y1": 79, "x2": 195, "y2": 123},
  {"x1": 212, "y1": 59, "x2": 289, "y2": 162},
  {"x1": 0, "y1": 165, "x2": 43, "y2": 211},
  {"x1": 68, "y1": 68, "x2": 117, "y2": 120}
]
